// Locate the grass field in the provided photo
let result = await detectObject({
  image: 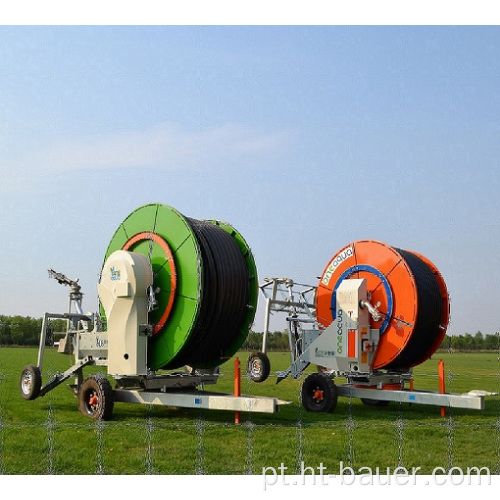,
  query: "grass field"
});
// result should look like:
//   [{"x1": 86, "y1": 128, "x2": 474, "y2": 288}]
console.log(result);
[{"x1": 0, "y1": 346, "x2": 499, "y2": 475}]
